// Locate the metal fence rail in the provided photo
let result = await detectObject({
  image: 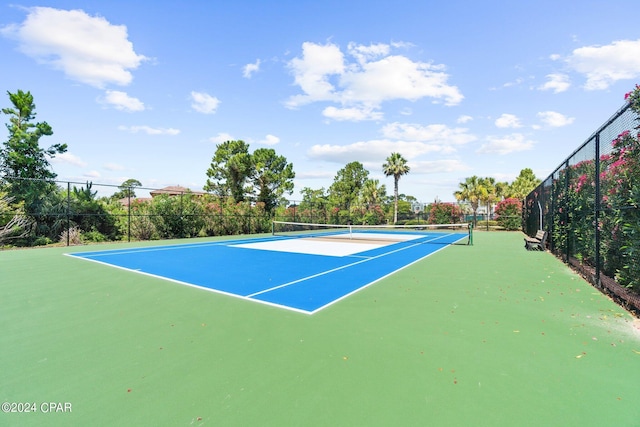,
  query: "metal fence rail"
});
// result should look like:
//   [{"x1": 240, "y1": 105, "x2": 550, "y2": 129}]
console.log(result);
[
  {"x1": 524, "y1": 101, "x2": 640, "y2": 313},
  {"x1": 0, "y1": 178, "x2": 454, "y2": 247}
]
